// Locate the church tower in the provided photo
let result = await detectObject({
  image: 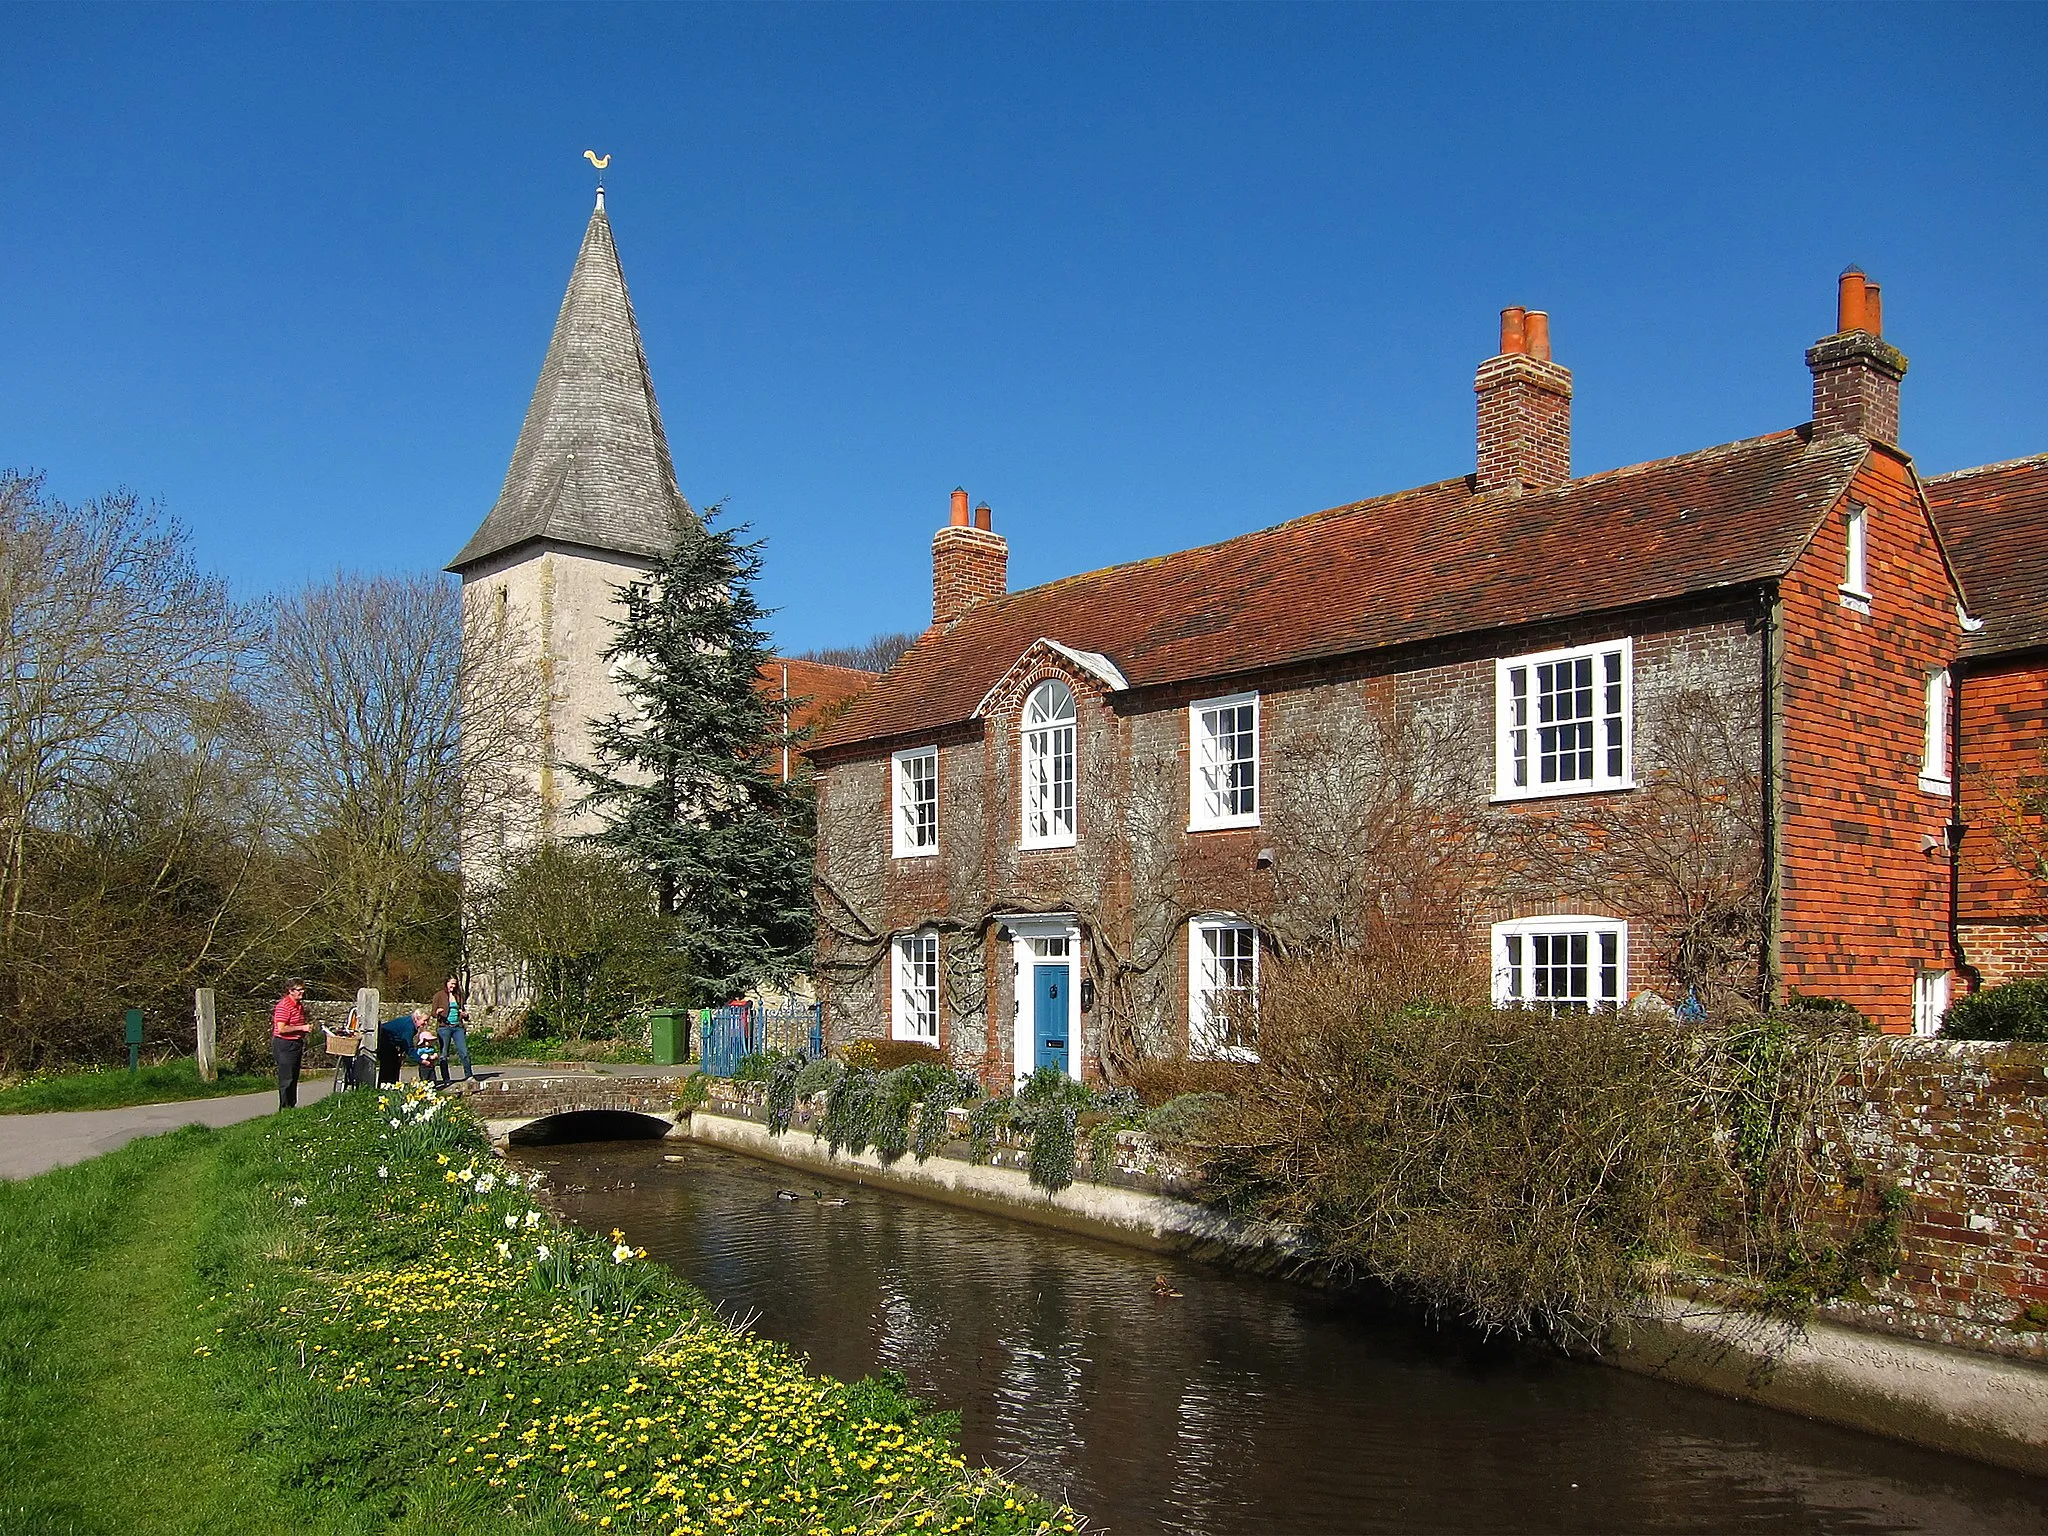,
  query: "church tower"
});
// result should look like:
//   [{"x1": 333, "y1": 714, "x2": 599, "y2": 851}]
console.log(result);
[{"x1": 449, "y1": 186, "x2": 689, "y2": 851}]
